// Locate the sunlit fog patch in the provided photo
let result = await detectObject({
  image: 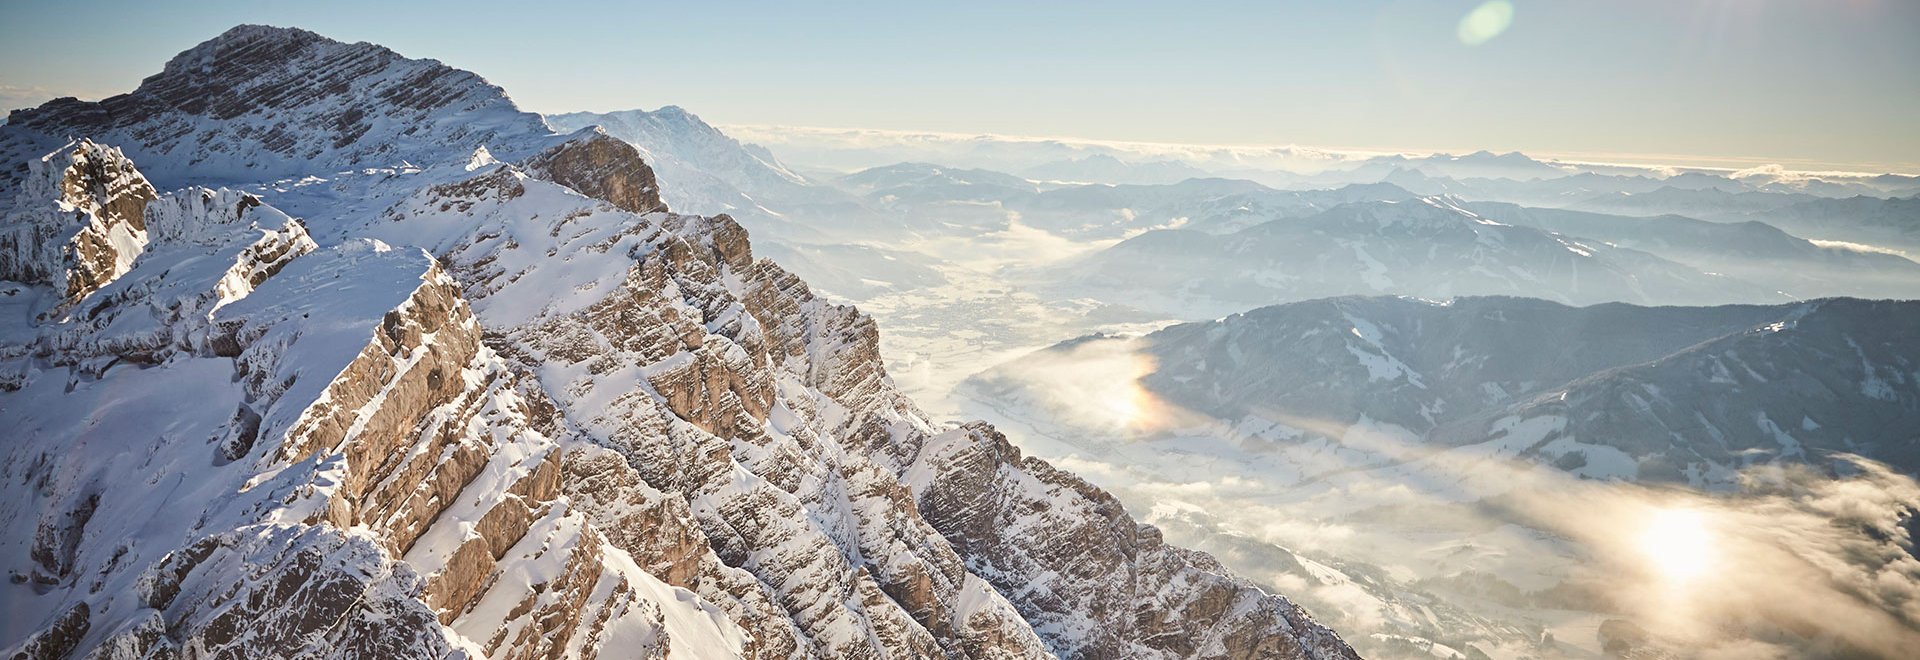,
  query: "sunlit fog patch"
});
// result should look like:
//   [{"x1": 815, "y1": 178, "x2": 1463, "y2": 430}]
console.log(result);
[
  {"x1": 1637, "y1": 507, "x2": 1716, "y2": 584},
  {"x1": 1185, "y1": 448, "x2": 1915, "y2": 656},
  {"x1": 964, "y1": 336, "x2": 1181, "y2": 434},
  {"x1": 908, "y1": 213, "x2": 1120, "y2": 272},
  {"x1": 1809, "y1": 238, "x2": 1912, "y2": 259}
]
